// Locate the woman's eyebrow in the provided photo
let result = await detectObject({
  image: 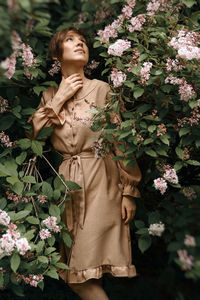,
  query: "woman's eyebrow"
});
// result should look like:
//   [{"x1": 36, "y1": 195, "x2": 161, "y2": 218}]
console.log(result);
[{"x1": 66, "y1": 34, "x2": 86, "y2": 40}]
